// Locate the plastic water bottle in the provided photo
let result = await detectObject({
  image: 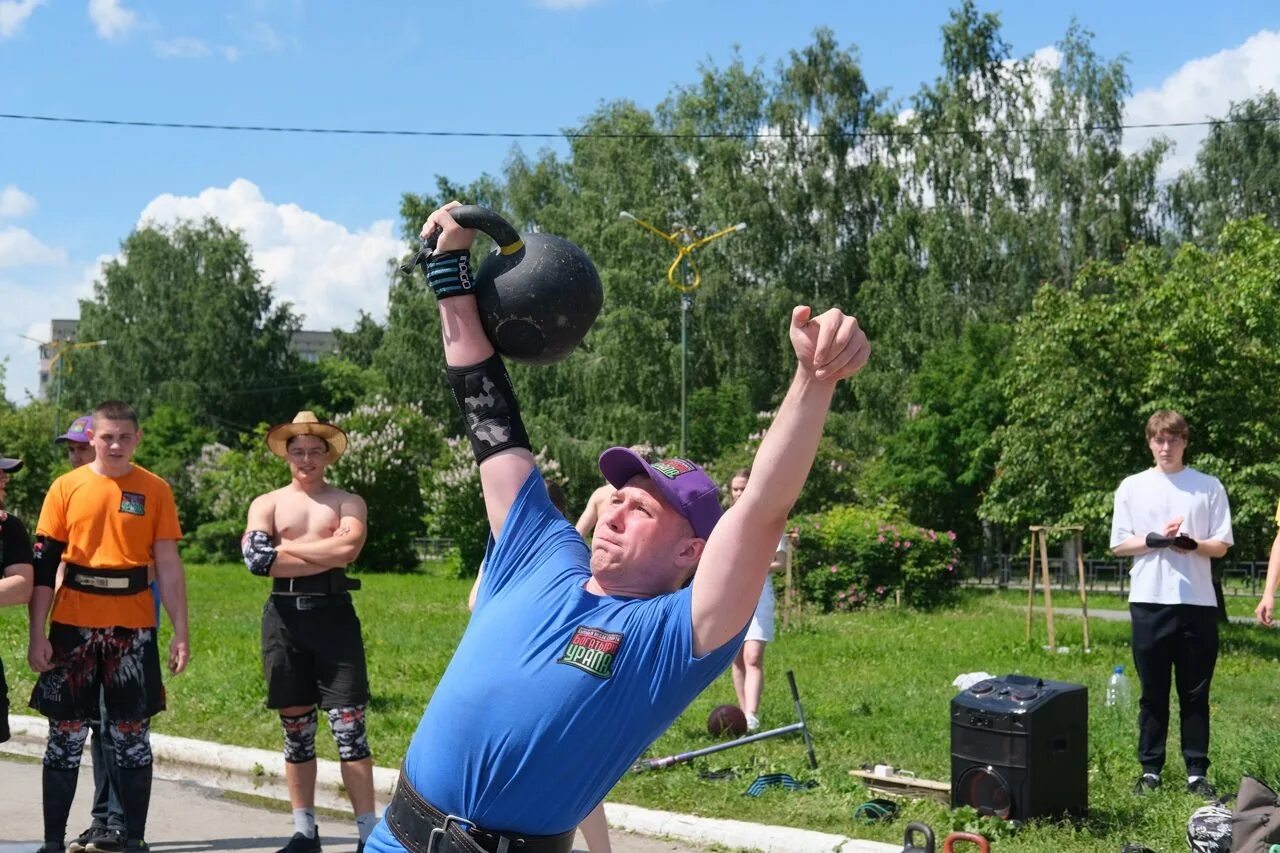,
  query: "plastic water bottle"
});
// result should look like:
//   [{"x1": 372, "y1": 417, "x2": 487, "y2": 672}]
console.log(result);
[{"x1": 1105, "y1": 665, "x2": 1131, "y2": 707}]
